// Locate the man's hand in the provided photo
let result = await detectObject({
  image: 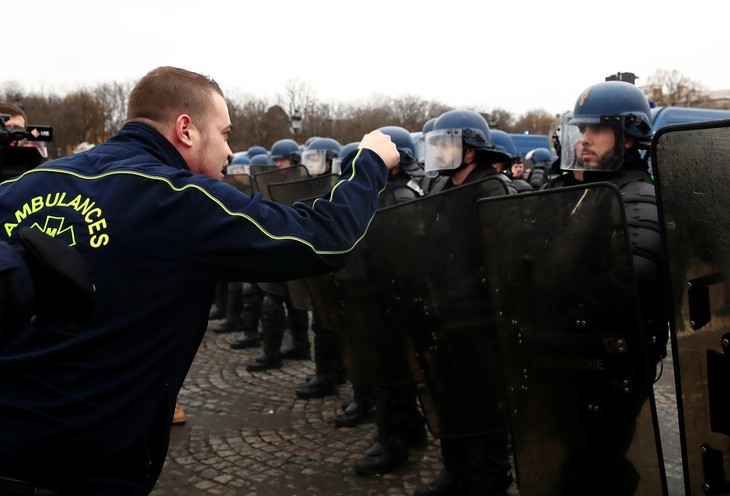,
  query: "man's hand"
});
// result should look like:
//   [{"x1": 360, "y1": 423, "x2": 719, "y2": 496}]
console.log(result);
[{"x1": 359, "y1": 130, "x2": 399, "y2": 170}]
